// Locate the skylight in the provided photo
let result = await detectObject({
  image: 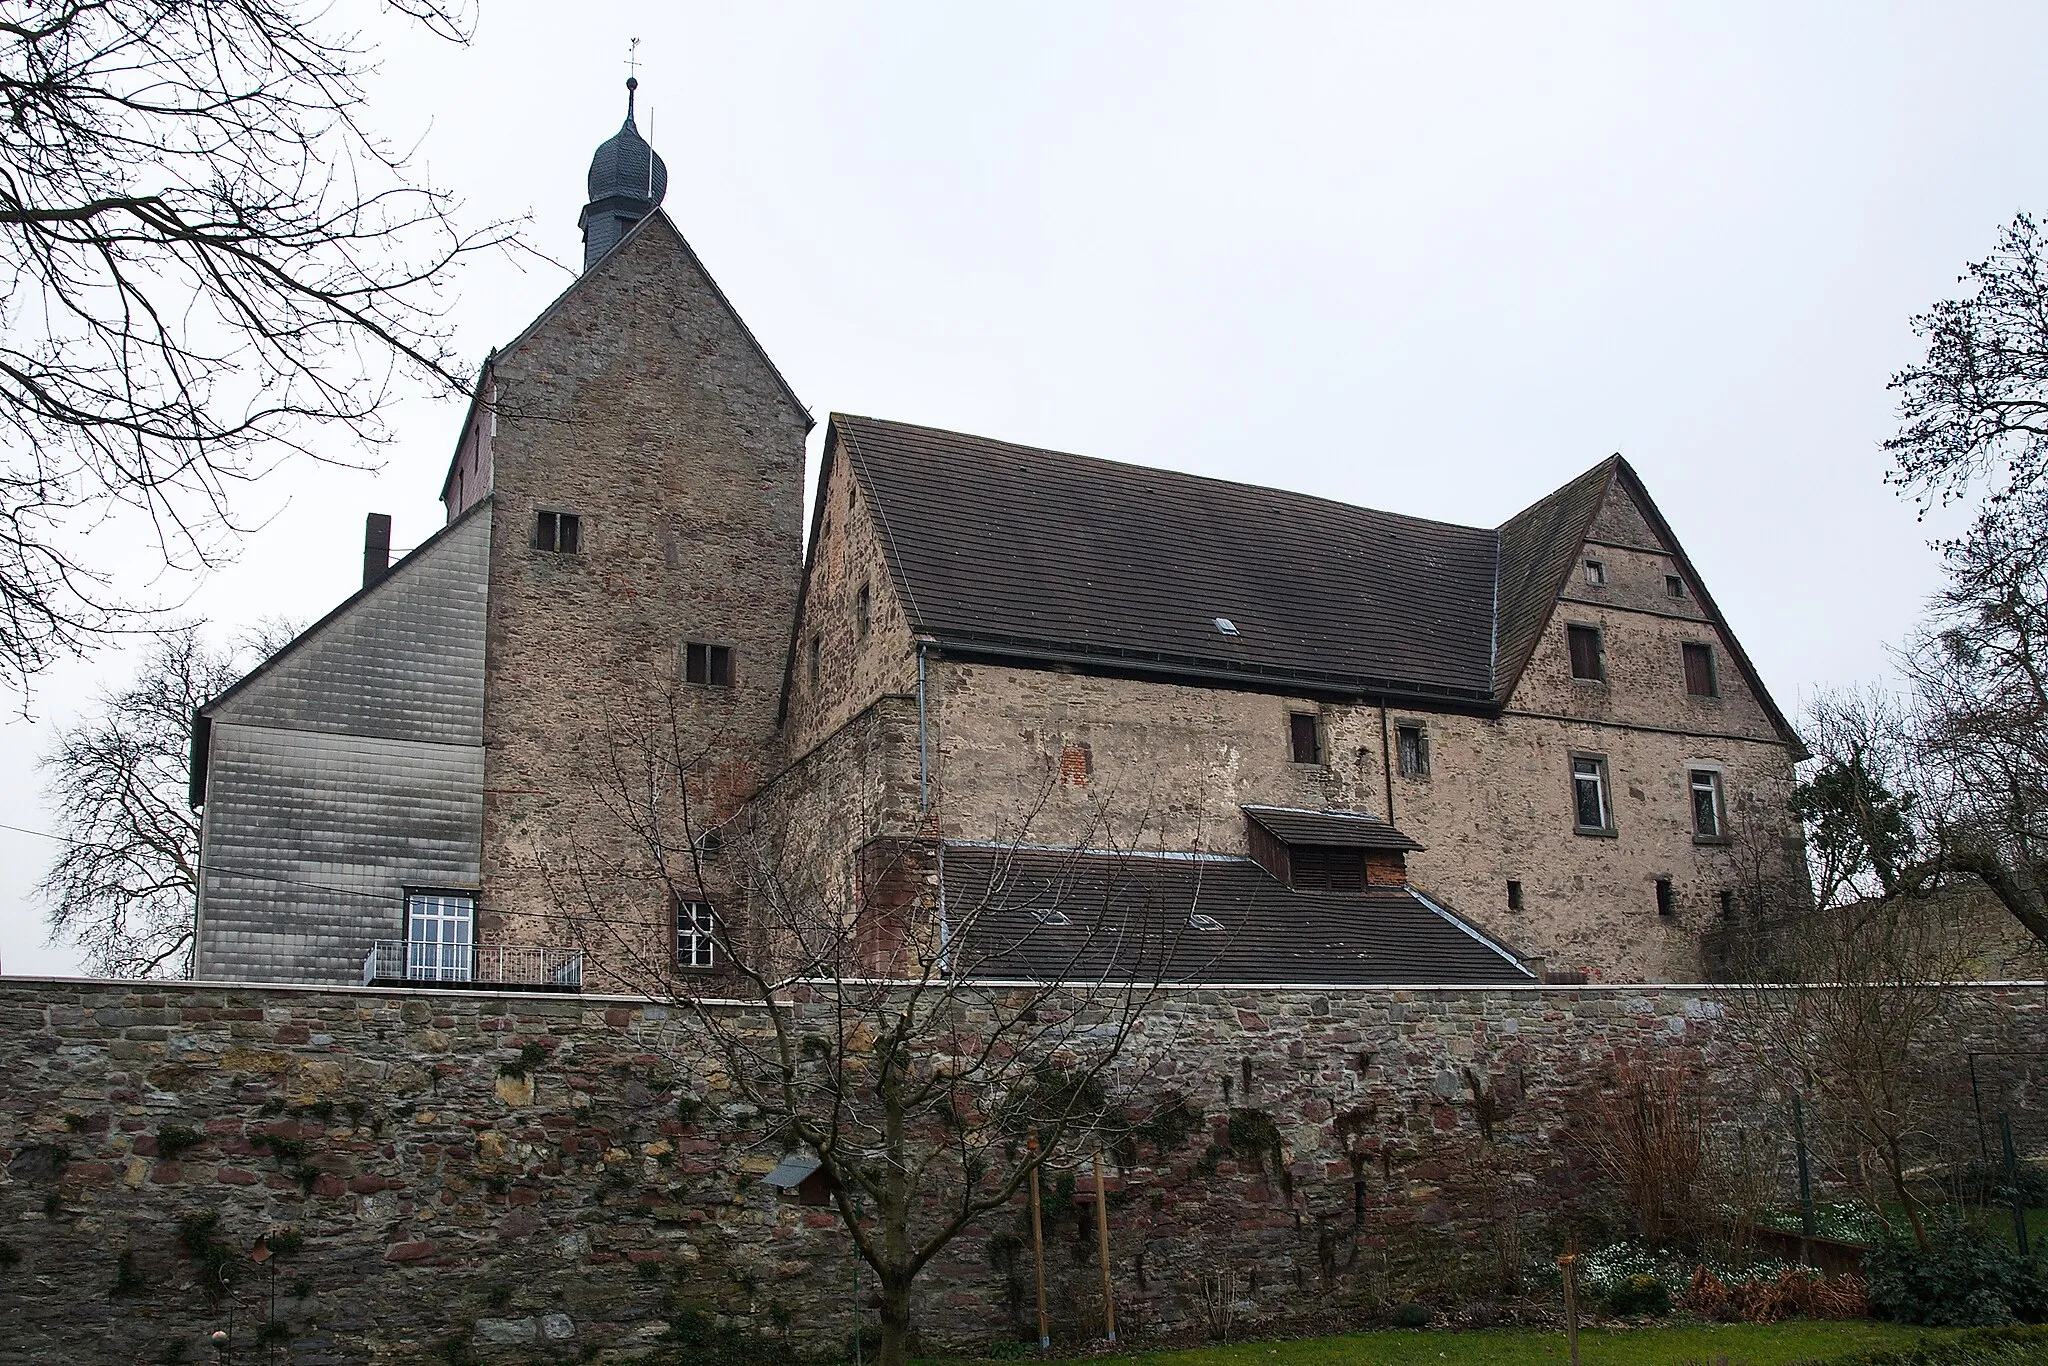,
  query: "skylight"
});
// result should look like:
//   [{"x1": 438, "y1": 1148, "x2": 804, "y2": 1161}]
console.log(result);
[
  {"x1": 1213, "y1": 617, "x2": 1239, "y2": 635},
  {"x1": 1188, "y1": 912, "x2": 1224, "y2": 931}
]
